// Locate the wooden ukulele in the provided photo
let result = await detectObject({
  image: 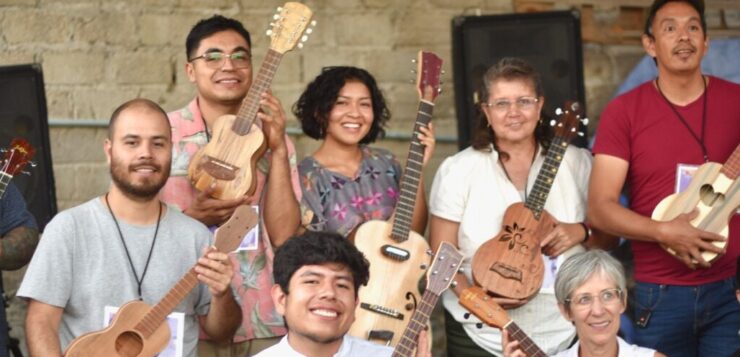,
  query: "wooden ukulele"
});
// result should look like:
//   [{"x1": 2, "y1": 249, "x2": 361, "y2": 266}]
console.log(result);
[
  {"x1": 471, "y1": 102, "x2": 585, "y2": 299},
  {"x1": 0, "y1": 138, "x2": 35, "y2": 198},
  {"x1": 392, "y1": 242, "x2": 463, "y2": 357},
  {"x1": 350, "y1": 51, "x2": 443, "y2": 347},
  {"x1": 652, "y1": 143, "x2": 740, "y2": 263},
  {"x1": 63, "y1": 205, "x2": 258, "y2": 357},
  {"x1": 188, "y1": 2, "x2": 314, "y2": 199},
  {"x1": 459, "y1": 285, "x2": 546, "y2": 357}
]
